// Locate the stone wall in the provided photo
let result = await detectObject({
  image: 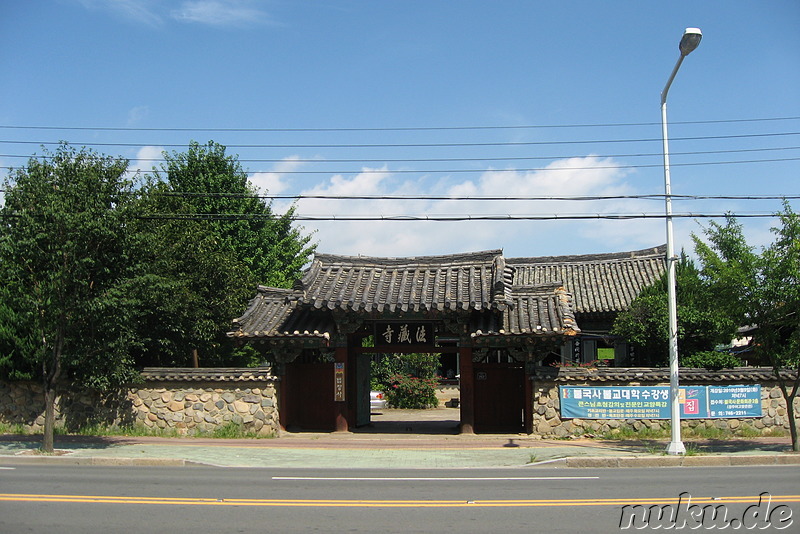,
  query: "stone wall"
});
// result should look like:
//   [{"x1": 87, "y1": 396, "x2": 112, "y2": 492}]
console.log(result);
[
  {"x1": 531, "y1": 367, "x2": 800, "y2": 438},
  {"x1": 130, "y1": 383, "x2": 278, "y2": 436},
  {"x1": 0, "y1": 368, "x2": 280, "y2": 437}
]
